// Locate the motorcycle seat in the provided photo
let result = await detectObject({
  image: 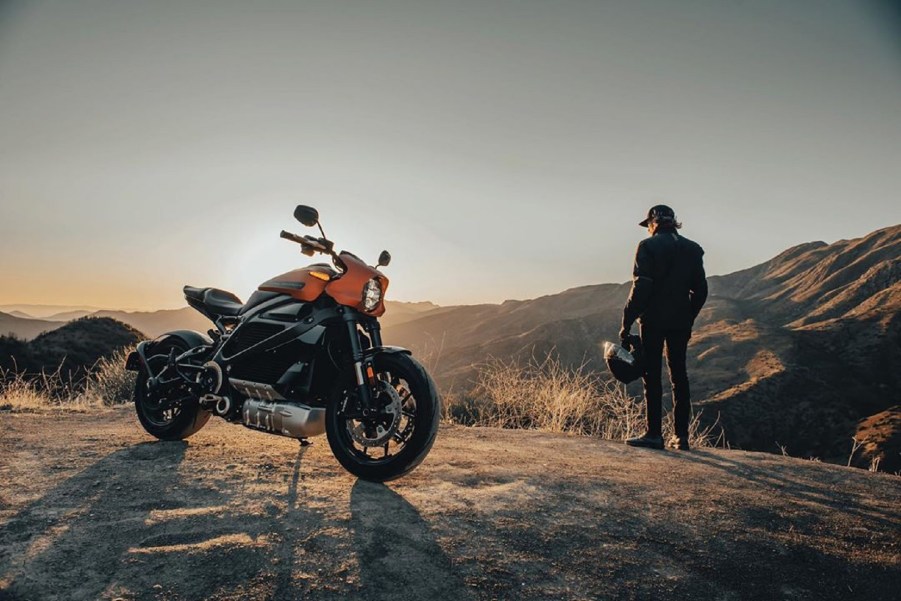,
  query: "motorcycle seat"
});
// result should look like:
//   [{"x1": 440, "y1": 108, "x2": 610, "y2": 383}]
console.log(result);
[{"x1": 183, "y1": 285, "x2": 243, "y2": 317}]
